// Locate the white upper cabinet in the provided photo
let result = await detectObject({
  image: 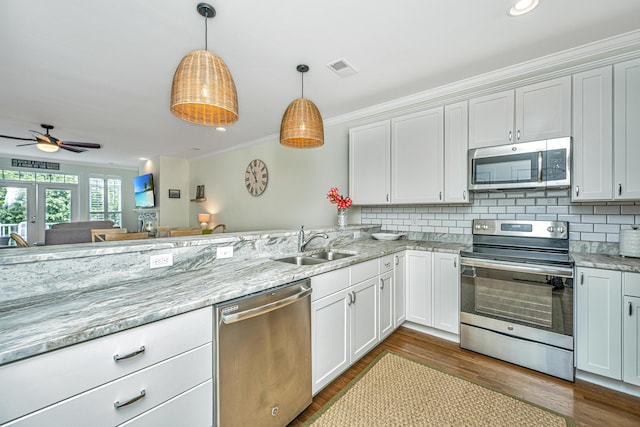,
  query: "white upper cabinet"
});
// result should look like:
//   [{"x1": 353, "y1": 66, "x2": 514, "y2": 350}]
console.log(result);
[
  {"x1": 444, "y1": 101, "x2": 469, "y2": 203},
  {"x1": 391, "y1": 108, "x2": 444, "y2": 203},
  {"x1": 468, "y1": 90, "x2": 514, "y2": 148},
  {"x1": 572, "y1": 66, "x2": 614, "y2": 201},
  {"x1": 469, "y1": 76, "x2": 571, "y2": 149},
  {"x1": 349, "y1": 103, "x2": 469, "y2": 205},
  {"x1": 349, "y1": 121, "x2": 391, "y2": 205},
  {"x1": 614, "y1": 58, "x2": 640, "y2": 200}
]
